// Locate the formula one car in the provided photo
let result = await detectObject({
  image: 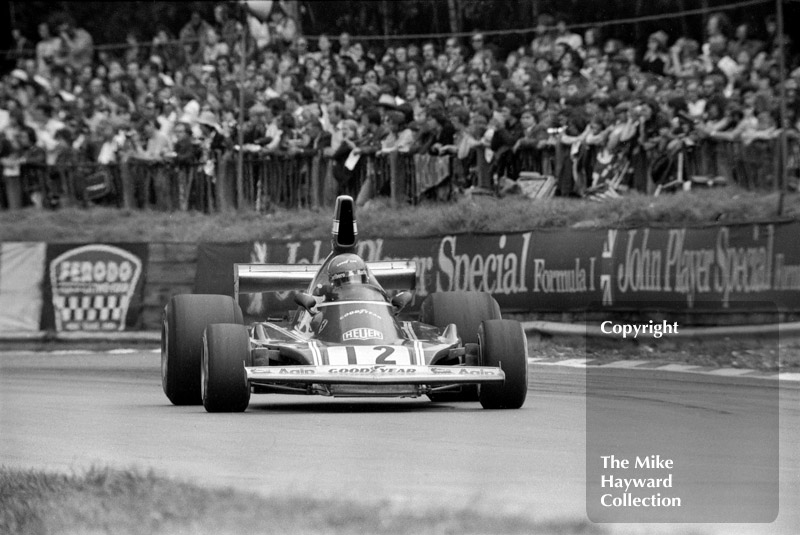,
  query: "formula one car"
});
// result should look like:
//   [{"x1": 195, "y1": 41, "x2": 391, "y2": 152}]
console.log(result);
[{"x1": 161, "y1": 196, "x2": 528, "y2": 412}]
